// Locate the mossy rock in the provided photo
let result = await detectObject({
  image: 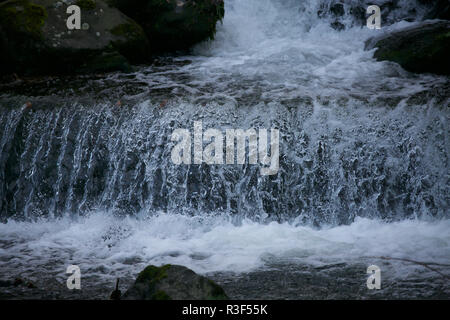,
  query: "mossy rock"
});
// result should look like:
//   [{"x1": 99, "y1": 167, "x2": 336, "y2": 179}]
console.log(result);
[
  {"x1": 109, "y1": 0, "x2": 225, "y2": 52},
  {"x1": 152, "y1": 290, "x2": 172, "y2": 300},
  {"x1": 0, "y1": 0, "x2": 48, "y2": 74},
  {"x1": 75, "y1": 0, "x2": 96, "y2": 10},
  {"x1": 0, "y1": 0, "x2": 47, "y2": 38},
  {"x1": 123, "y1": 264, "x2": 229, "y2": 300},
  {"x1": 79, "y1": 51, "x2": 131, "y2": 73},
  {"x1": 365, "y1": 20, "x2": 450, "y2": 75},
  {"x1": 135, "y1": 264, "x2": 171, "y2": 283},
  {"x1": 110, "y1": 20, "x2": 149, "y2": 62},
  {"x1": 0, "y1": 0, "x2": 150, "y2": 75}
]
